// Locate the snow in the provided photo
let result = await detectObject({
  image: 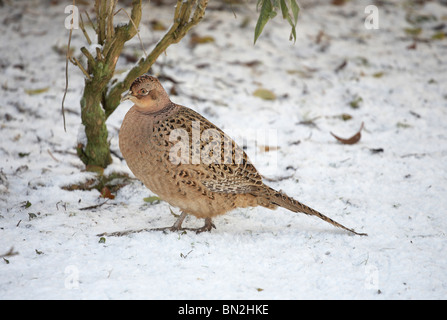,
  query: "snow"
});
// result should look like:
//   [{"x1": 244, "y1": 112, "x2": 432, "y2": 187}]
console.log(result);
[{"x1": 1, "y1": 0, "x2": 447, "y2": 300}]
